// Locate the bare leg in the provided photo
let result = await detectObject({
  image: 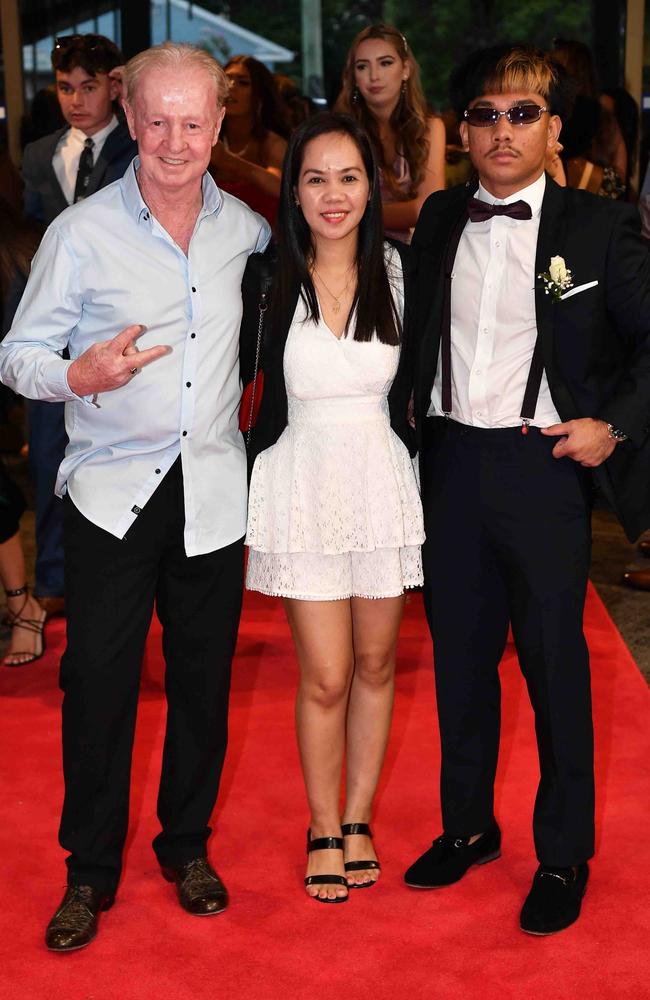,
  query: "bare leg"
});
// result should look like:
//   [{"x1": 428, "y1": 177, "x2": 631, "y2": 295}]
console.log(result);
[
  {"x1": 0, "y1": 531, "x2": 45, "y2": 666},
  {"x1": 284, "y1": 598, "x2": 354, "y2": 901},
  {"x1": 343, "y1": 594, "x2": 405, "y2": 885}
]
